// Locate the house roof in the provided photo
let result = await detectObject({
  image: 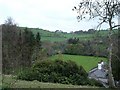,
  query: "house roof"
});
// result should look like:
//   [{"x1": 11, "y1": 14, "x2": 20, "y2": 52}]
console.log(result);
[
  {"x1": 89, "y1": 68, "x2": 107, "y2": 78},
  {"x1": 88, "y1": 62, "x2": 109, "y2": 88}
]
